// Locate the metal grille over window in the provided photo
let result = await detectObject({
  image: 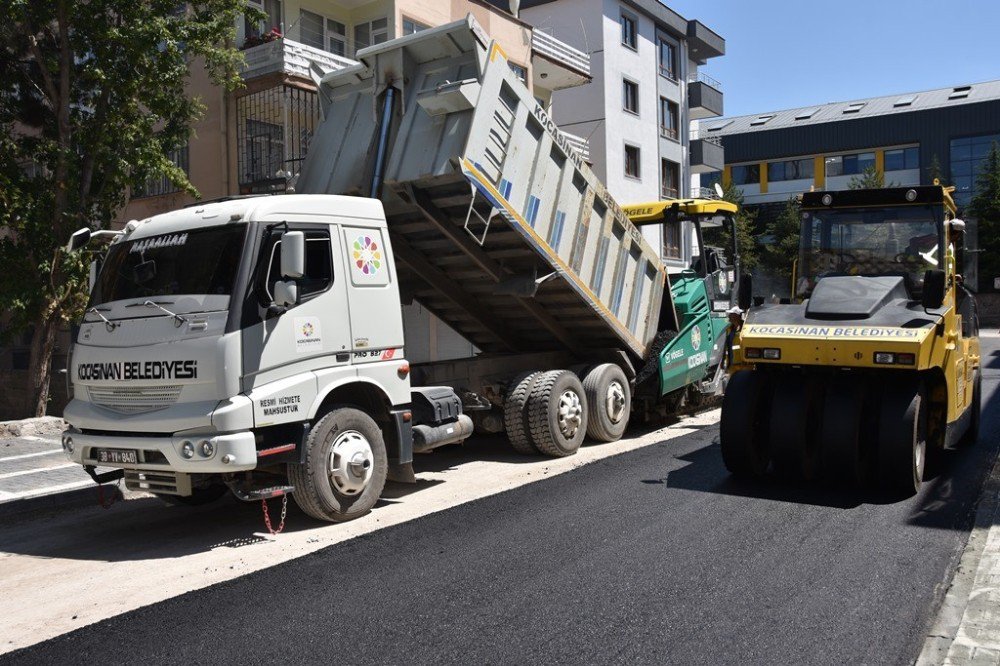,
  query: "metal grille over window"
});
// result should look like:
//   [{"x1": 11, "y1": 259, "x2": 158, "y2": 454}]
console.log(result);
[
  {"x1": 134, "y1": 144, "x2": 189, "y2": 198},
  {"x1": 236, "y1": 85, "x2": 320, "y2": 194}
]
